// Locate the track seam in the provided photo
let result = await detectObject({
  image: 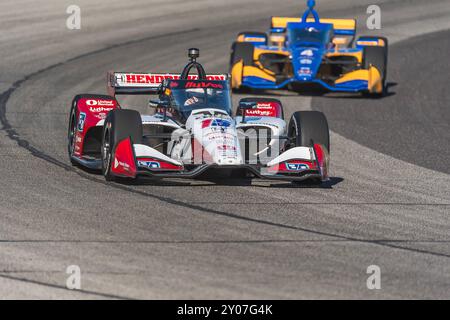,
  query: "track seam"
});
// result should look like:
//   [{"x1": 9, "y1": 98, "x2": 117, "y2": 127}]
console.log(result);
[
  {"x1": 0, "y1": 273, "x2": 133, "y2": 300},
  {"x1": 1, "y1": 239, "x2": 449, "y2": 244}
]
